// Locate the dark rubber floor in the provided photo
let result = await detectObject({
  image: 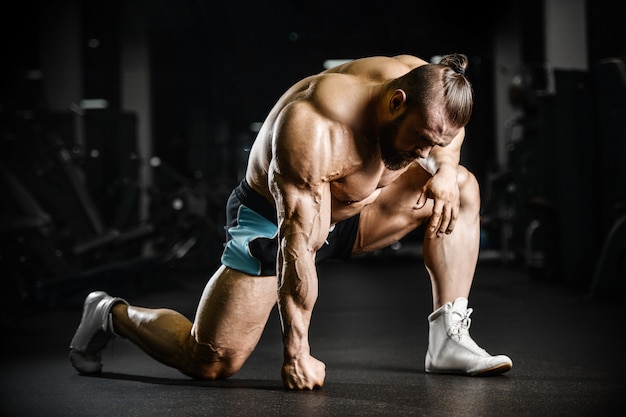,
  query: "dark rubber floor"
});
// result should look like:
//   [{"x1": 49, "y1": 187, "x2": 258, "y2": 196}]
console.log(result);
[{"x1": 1, "y1": 253, "x2": 623, "y2": 417}]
